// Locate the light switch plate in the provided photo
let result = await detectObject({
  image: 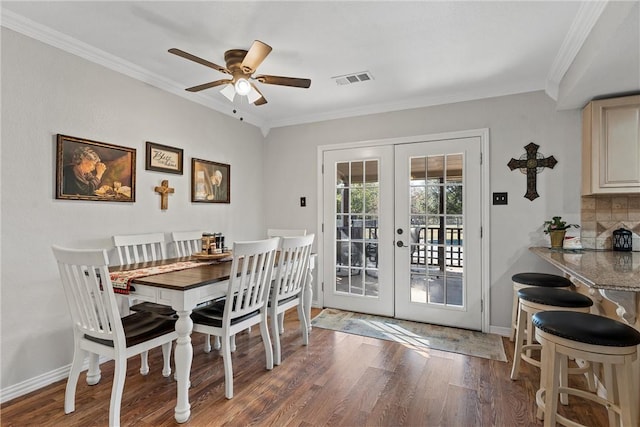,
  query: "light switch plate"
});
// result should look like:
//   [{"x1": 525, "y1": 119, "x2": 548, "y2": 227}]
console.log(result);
[{"x1": 493, "y1": 192, "x2": 508, "y2": 205}]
